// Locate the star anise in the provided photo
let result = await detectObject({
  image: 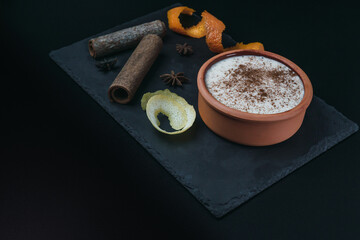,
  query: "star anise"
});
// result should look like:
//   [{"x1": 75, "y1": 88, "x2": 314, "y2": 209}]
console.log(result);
[
  {"x1": 176, "y1": 43, "x2": 193, "y2": 56},
  {"x1": 160, "y1": 71, "x2": 189, "y2": 86},
  {"x1": 95, "y1": 57, "x2": 117, "y2": 71}
]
